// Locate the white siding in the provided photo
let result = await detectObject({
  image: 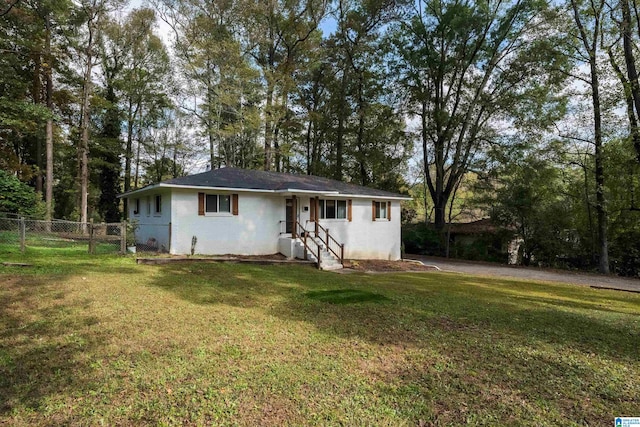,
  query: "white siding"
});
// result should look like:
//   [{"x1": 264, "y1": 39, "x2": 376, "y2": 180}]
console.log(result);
[
  {"x1": 127, "y1": 189, "x2": 402, "y2": 260},
  {"x1": 127, "y1": 190, "x2": 171, "y2": 250},
  {"x1": 314, "y1": 197, "x2": 402, "y2": 261},
  {"x1": 170, "y1": 189, "x2": 283, "y2": 255}
]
